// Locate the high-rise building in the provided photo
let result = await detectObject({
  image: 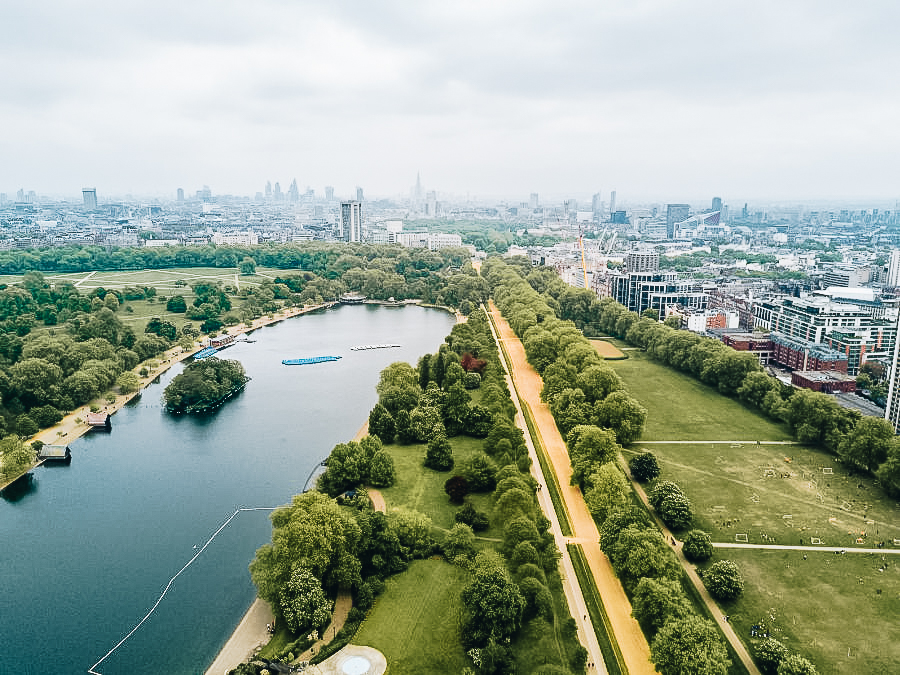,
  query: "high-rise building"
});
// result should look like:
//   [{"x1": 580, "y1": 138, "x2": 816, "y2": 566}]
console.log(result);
[
  {"x1": 609, "y1": 190, "x2": 616, "y2": 216},
  {"x1": 886, "y1": 249, "x2": 900, "y2": 288},
  {"x1": 529, "y1": 193, "x2": 539, "y2": 209},
  {"x1": 341, "y1": 201, "x2": 363, "y2": 242},
  {"x1": 886, "y1": 311, "x2": 900, "y2": 432},
  {"x1": 666, "y1": 204, "x2": 690, "y2": 239},
  {"x1": 82, "y1": 188, "x2": 98, "y2": 209},
  {"x1": 325, "y1": 186, "x2": 334, "y2": 201},
  {"x1": 356, "y1": 187, "x2": 364, "y2": 202},
  {"x1": 711, "y1": 196, "x2": 723, "y2": 212},
  {"x1": 177, "y1": 188, "x2": 184, "y2": 202}
]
